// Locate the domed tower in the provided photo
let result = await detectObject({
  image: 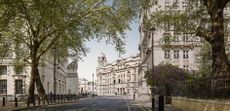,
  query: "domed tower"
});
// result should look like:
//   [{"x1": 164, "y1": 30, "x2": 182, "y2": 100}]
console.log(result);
[{"x1": 97, "y1": 51, "x2": 107, "y2": 67}]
